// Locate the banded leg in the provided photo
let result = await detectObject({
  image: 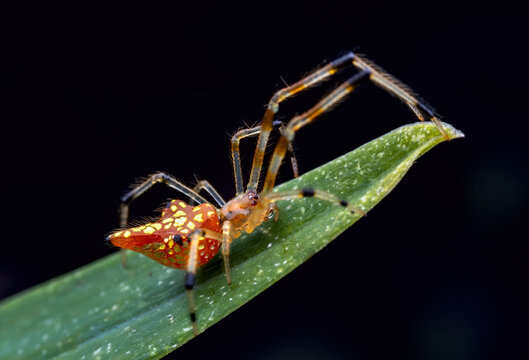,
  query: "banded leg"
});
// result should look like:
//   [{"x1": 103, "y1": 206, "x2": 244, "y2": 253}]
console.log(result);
[
  {"x1": 351, "y1": 55, "x2": 448, "y2": 139},
  {"x1": 247, "y1": 53, "x2": 359, "y2": 192},
  {"x1": 188, "y1": 180, "x2": 226, "y2": 207},
  {"x1": 232, "y1": 120, "x2": 298, "y2": 195},
  {"x1": 184, "y1": 228, "x2": 223, "y2": 336},
  {"x1": 267, "y1": 187, "x2": 366, "y2": 216},
  {"x1": 248, "y1": 52, "x2": 447, "y2": 192},
  {"x1": 221, "y1": 221, "x2": 233, "y2": 284},
  {"x1": 262, "y1": 70, "x2": 371, "y2": 192},
  {"x1": 279, "y1": 126, "x2": 300, "y2": 181},
  {"x1": 119, "y1": 172, "x2": 208, "y2": 267},
  {"x1": 185, "y1": 230, "x2": 201, "y2": 336}
]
